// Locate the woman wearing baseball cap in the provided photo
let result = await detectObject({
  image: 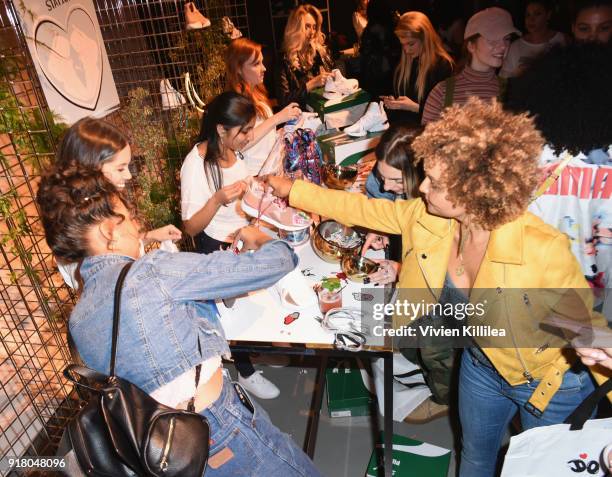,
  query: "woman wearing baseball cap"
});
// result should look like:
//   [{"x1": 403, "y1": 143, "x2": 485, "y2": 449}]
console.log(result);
[{"x1": 422, "y1": 7, "x2": 519, "y2": 124}]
